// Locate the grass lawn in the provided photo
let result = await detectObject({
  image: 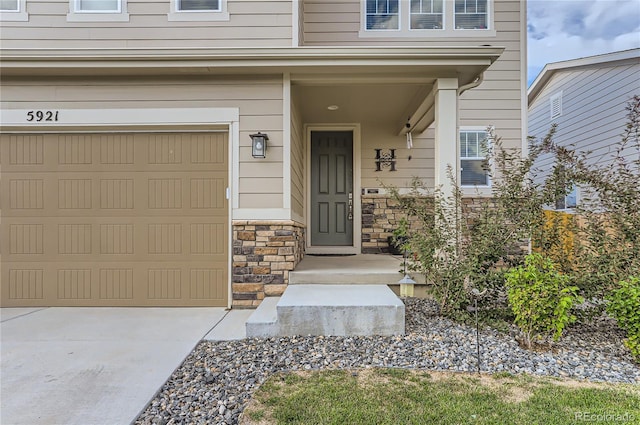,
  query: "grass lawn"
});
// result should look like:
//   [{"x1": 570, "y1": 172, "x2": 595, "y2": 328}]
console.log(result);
[{"x1": 241, "y1": 368, "x2": 640, "y2": 425}]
